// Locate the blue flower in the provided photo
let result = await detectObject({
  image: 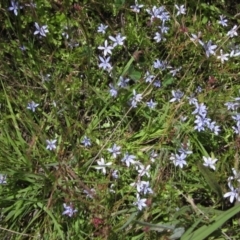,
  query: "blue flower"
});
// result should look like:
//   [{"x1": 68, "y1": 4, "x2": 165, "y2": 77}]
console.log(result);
[
  {"x1": 62, "y1": 203, "x2": 77, "y2": 217},
  {"x1": 199, "y1": 40, "x2": 217, "y2": 58},
  {"x1": 130, "y1": 0, "x2": 144, "y2": 13},
  {"x1": 0, "y1": 174, "x2": 7, "y2": 184},
  {"x1": 218, "y1": 15, "x2": 228, "y2": 27},
  {"x1": 109, "y1": 33, "x2": 126, "y2": 47},
  {"x1": 34, "y1": 22, "x2": 49, "y2": 37},
  {"x1": 98, "y1": 56, "x2": 112, "y2": 71},
  {"x1": 121, "y1": 152, "x2": 136, "y2": 167},
  {"x1": 146, "y1": 99, "x2": 157, "y2": 109},
  {"x1": 153, "y1": 80, "x2": 161, "y2": 88},
  {"x1": 98, "y1": 40, "x2": 113, "y2": 56},
  {"x1": 97, "y1": 24, "x2": 108, "y2": 34},
  {"x1": 133, "y1": 194, "x2": 147, "y2": 211},
  {"x1": 108, "y1": 144, "x2": 121, "y2": 158},
  {"x1": 117, "y1": 76, "x2": 129, "y2": 88},
  {"x1": 170, "y1": 153, "x2": 187, "y2": 168},
  {"x1": 144, "y1": 71, "x2": 155, "y2": 83},
  {"x1": 175, "y1": 4, "x2": 186, "y2": 16},
  {"x1": 131, "y1": 90, "x2": 142, "y2": 108},
  {"x1": 46, "y1": 139, "x2": 57, "y2": 151},
  {"x1": 192, "y1": 103, "x2": 207, "y2": 117},
  {"x1": 109, "y1": 84, "x2": 118, "y2": 98},
  {"x1": 95, "y1": 158, "x2": 112, "y2": 175},
  {"x1": 8, "y1": 0, "x2": 22, "y2": 16},
  {"x1": 169, "y1": 90, "x2": 184, "y2": 102},
  {"x1": 27, "y1": 101, "x2": 39, "y2": 112},
  {"x1": 81, "y1": 136, "x2": 91, "y2": 147}
]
